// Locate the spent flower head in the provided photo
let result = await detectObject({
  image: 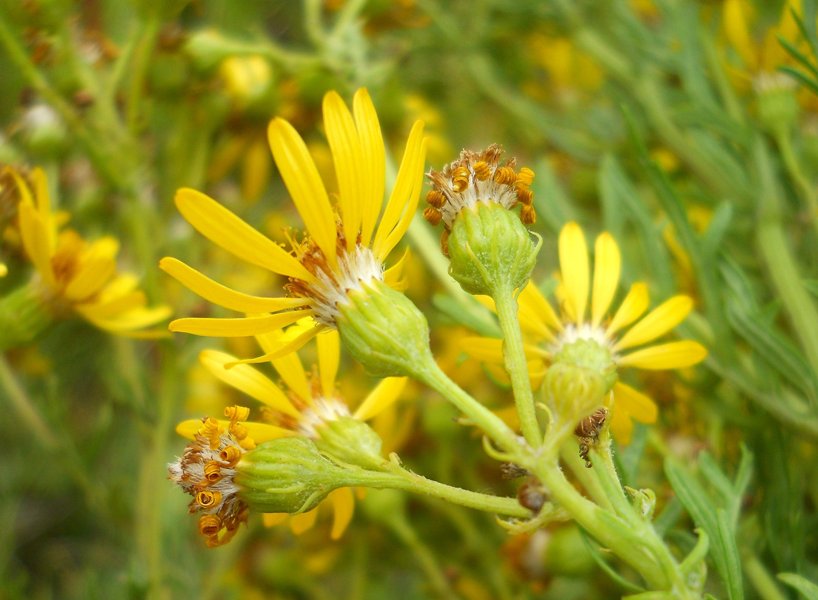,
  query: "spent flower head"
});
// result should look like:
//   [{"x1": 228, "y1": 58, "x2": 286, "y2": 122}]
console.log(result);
[{"x1": 162, "y1": 88, "x2": 426, "y2": 364}]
